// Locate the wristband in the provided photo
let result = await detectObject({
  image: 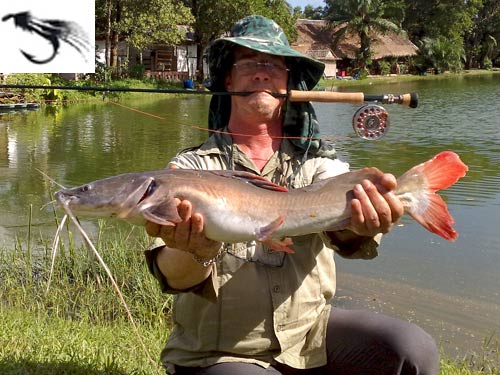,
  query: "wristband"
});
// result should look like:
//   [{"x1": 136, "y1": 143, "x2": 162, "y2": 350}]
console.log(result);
[{"x1": 191, "y1": 243, "x2": 227, "y2": 267}]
